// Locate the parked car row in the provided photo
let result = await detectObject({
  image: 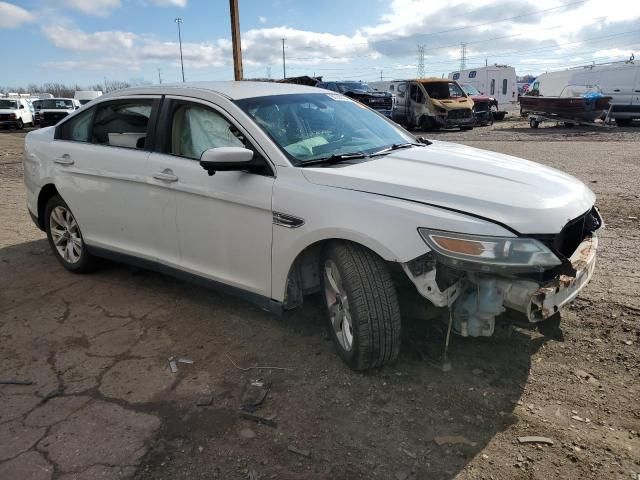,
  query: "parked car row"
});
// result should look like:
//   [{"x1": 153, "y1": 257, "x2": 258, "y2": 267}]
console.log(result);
[
  {"x1": 316, "y1": 78, "x2": 497, "y2": 131},
  {"x1": 0, "y1": 91, "x2": 102, "y2": 130}
]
